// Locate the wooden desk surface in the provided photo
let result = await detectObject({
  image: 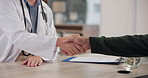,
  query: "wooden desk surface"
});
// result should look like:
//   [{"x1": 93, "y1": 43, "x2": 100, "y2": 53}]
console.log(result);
[{"x1": 0, "y1": 55, "x2": 148, "y2": 78}]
